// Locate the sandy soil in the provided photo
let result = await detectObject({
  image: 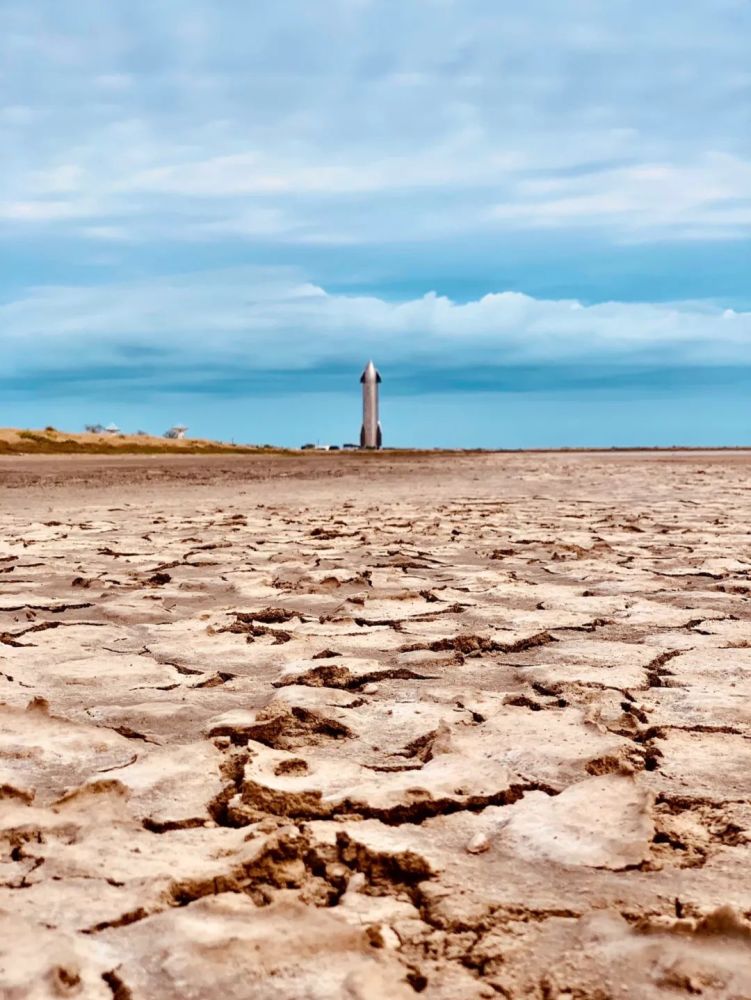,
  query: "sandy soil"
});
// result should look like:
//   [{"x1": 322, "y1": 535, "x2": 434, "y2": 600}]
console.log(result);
[{"x1": 1, "y1": 451, "x2": 751, "y2": 998}]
